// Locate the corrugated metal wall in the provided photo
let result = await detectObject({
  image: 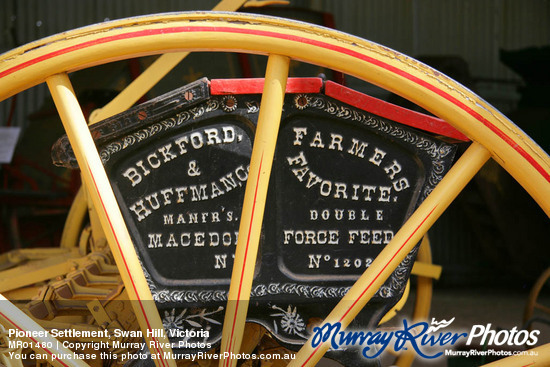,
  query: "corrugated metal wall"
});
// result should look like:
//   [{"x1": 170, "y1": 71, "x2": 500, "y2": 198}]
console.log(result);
[
  {"x1": 1, "y1": 0, "x2": 223, "y2": 49},
  {"x1": 308, "y1": 0, "x2": 550, "y2": 79}
]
